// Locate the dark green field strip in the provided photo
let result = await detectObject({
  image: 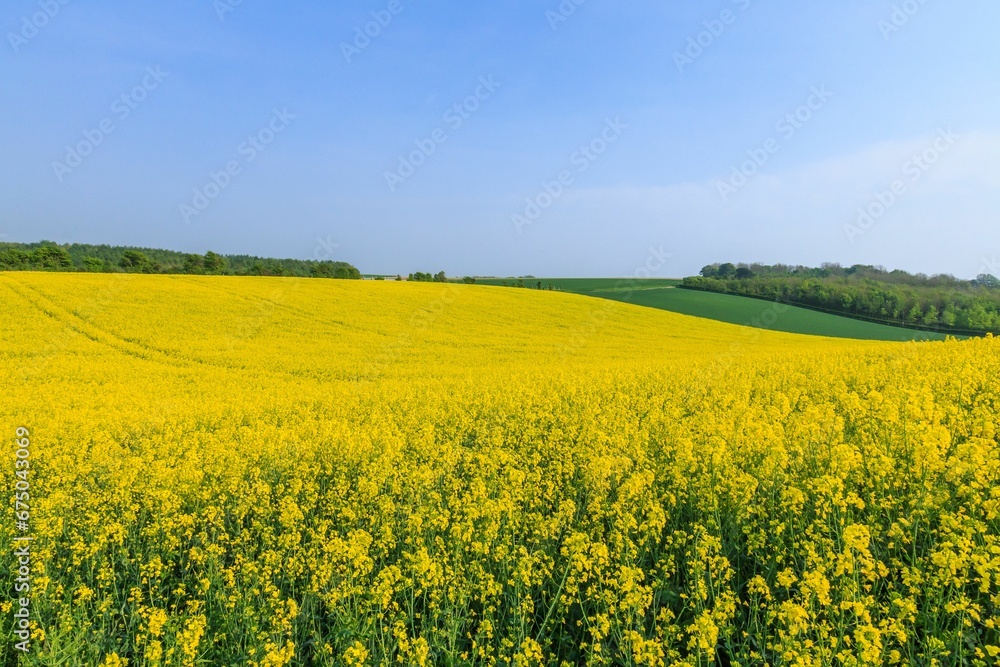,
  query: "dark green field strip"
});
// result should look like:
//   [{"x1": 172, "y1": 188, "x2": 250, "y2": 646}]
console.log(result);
[
  {"x1": 474, "y1": 278, "x2": 950, "y2": 340},
  {"x1": 594, "y1": 287, "x2": 949, "y2": 341},
  {"x1": 474, "y1": 278, "x2": 682, "y2": 292}
]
